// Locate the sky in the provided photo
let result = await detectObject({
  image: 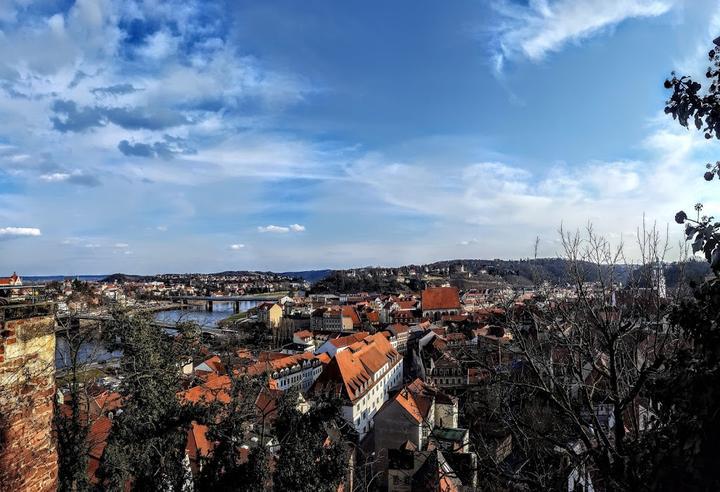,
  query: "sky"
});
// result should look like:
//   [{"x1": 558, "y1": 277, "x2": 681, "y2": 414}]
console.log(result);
[{"x1": 1, "y1": 0, "x2": 720, "y2": 274}]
